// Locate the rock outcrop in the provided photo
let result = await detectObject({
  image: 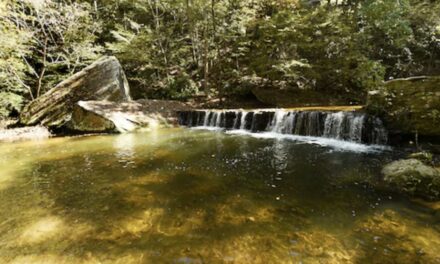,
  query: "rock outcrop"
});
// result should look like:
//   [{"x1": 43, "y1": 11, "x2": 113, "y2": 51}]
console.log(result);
[
  {"x1": 251, "y1": 86, "x2": 358, "y2": 107},
  {"x1": 19, "y1": 56, "x2": 131, "y2": 128},
  {"x1": 367, "y1": 76, "x2": 440, "y2": 137},
  {"x1": 382, "y1": 159, "x2": 440, "y2": 200},
  {"x1": 67, "y1": 100, "x2": 191, "y2": 133}
]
